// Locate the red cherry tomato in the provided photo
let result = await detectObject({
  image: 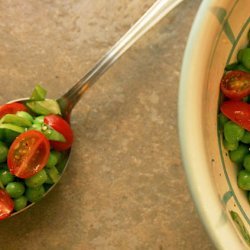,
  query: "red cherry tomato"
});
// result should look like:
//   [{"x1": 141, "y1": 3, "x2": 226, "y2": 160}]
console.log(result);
[
  {"x1": 0, "y1": 103, "x2": 28, "y2": 119},
  {"x1": 220, "y1": 70, "x2": 250, "y2": 100},
  {"x1": 7, "y1": 130, "x2": 50, "y2": 178},
  {"x1": 220, "y1": 100, "x2": 250, "y2": 131},
  {"x1": 44, "y1": 115, "x2": 73, "y2": 151},
  {"x1": 0, "y1": 189, "x2": 14, "y2": 220}
]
